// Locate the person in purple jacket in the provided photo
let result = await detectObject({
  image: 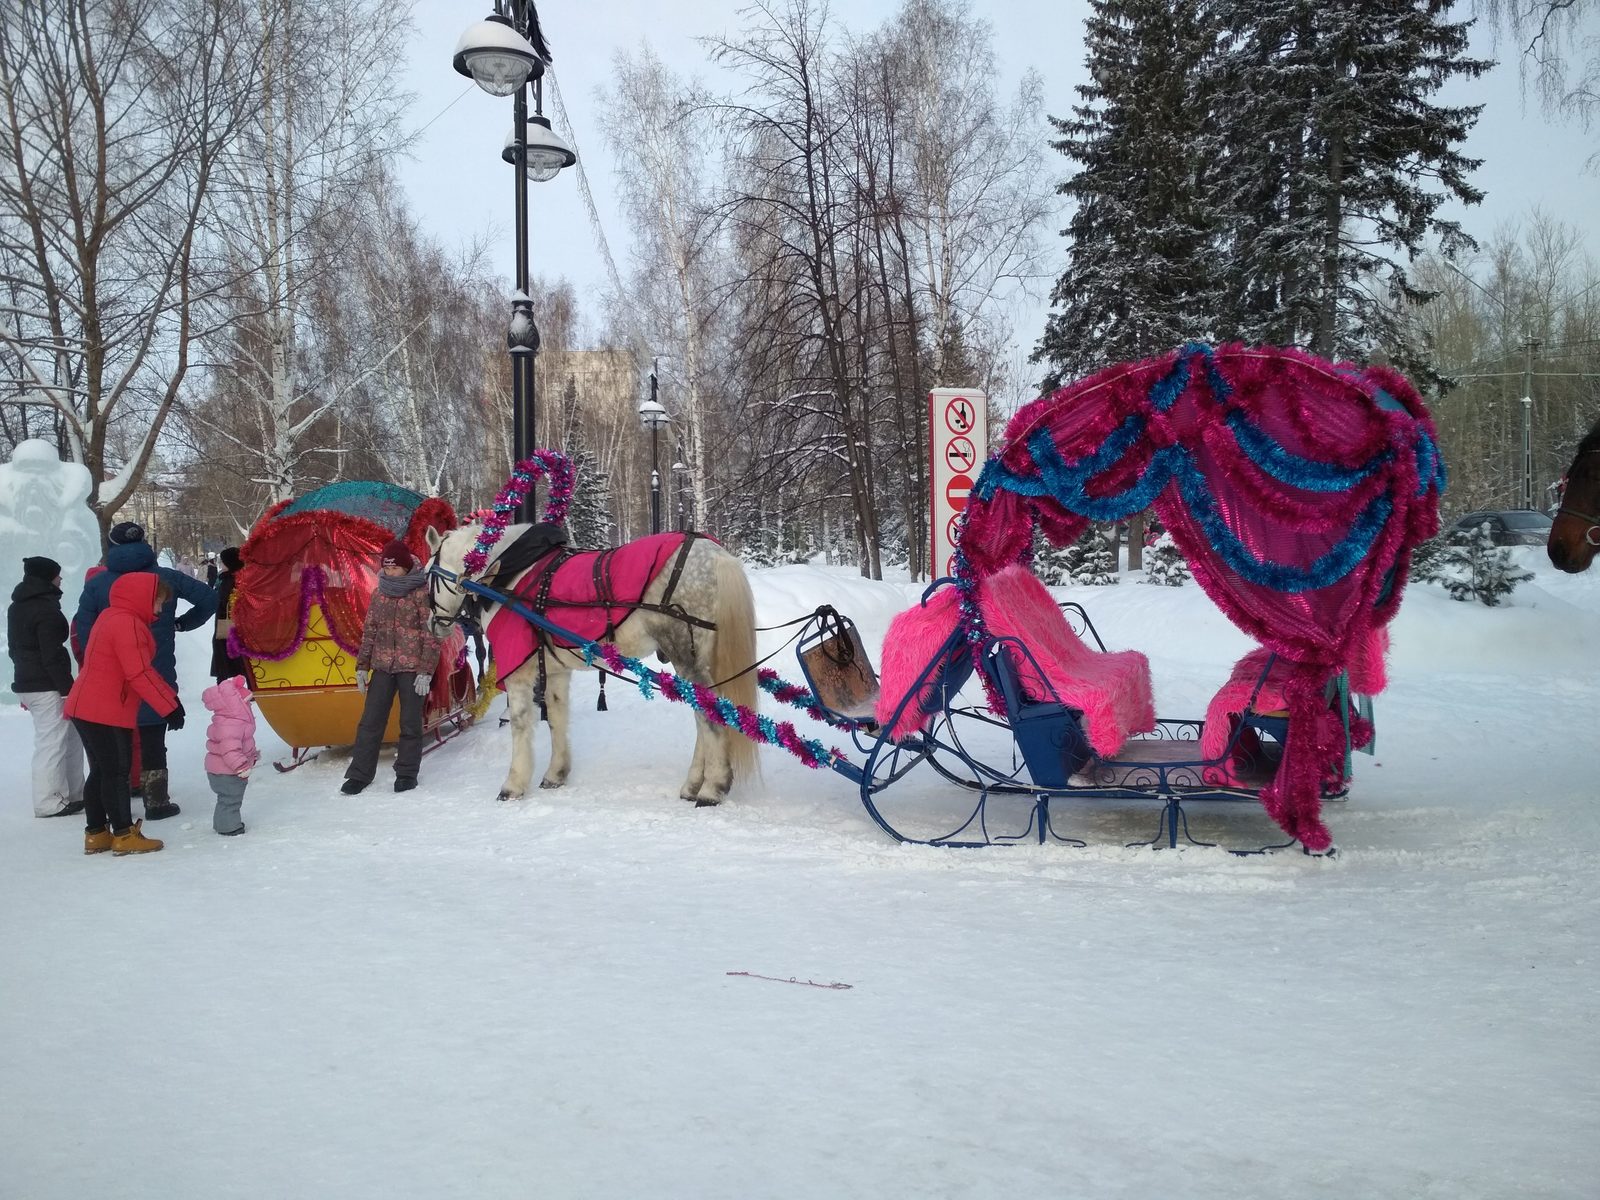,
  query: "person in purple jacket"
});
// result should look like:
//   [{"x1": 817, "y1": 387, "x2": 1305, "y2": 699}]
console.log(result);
[{"x1": 201, "y1": 674, "x2": 258, "y2": 835}]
